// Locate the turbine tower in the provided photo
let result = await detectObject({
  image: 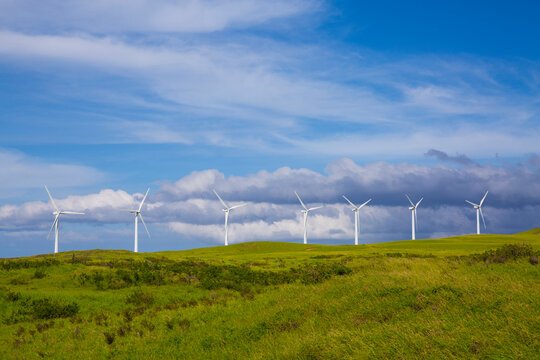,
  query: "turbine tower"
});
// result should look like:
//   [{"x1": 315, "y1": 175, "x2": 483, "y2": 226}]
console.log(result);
[
  {"x1": 295, "y1": 191, "x2": 322, "y2": 244},
  {"x1": 213, "y1": 190, "x2": 246, "y2": 246},
  {"x1": 406, "y1": 195, "x2": 423, "y2": 240},
  {"x1": 343, "y1": 195, "x2": 371, "y2": 245},
  {"x1": 466, "y1": 191, "x2": 488, "y2": 235},
  {"x1": 44, "y1": 185, "x2": 84, "y2": 254},
  {"x1": 121, "y1": 188, "x2": 150, "y2": 253}
]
